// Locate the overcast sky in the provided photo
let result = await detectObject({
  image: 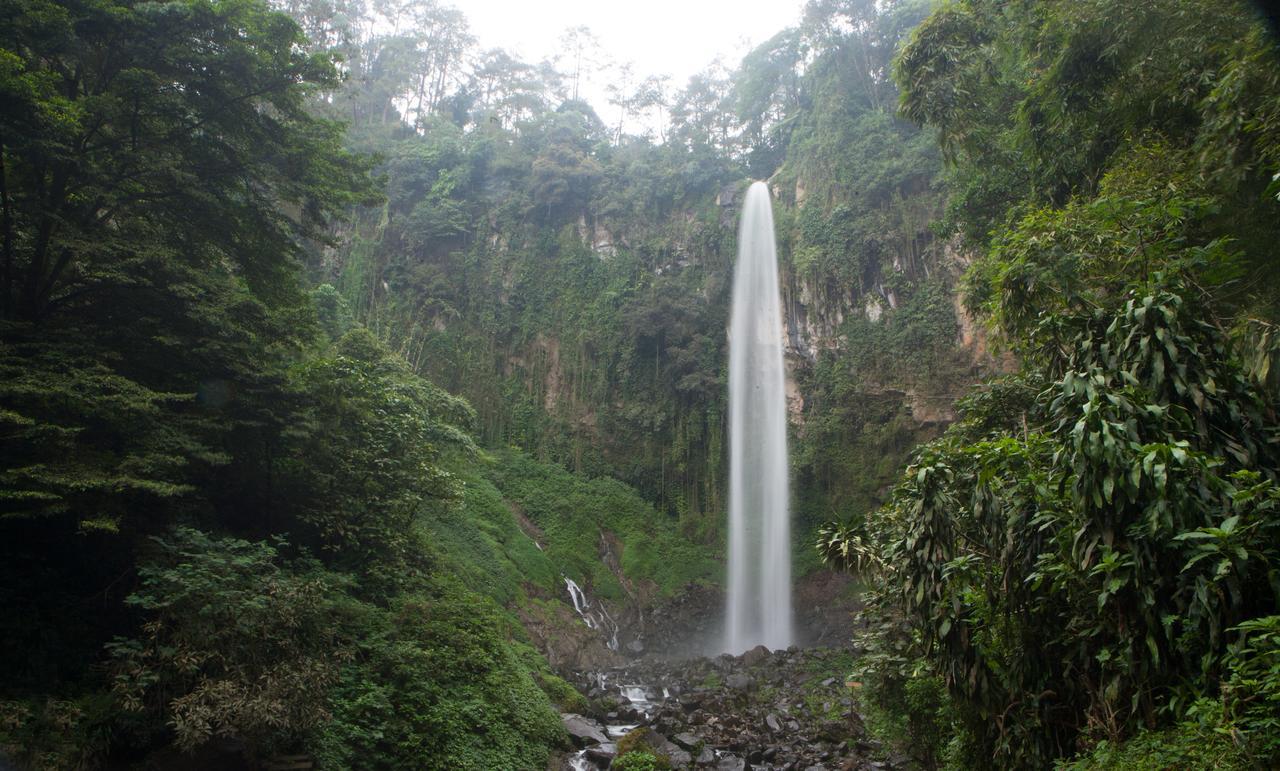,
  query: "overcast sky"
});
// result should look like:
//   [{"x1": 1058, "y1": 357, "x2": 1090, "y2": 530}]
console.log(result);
[{"x1": 458, "y1": 0, "x2": 807, "y2": 112}]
